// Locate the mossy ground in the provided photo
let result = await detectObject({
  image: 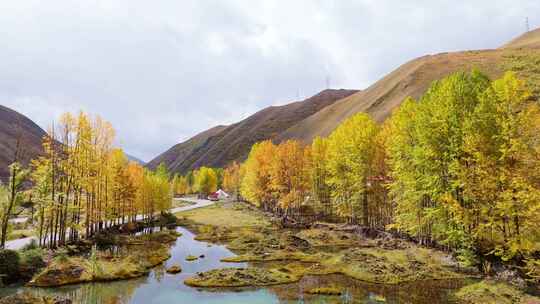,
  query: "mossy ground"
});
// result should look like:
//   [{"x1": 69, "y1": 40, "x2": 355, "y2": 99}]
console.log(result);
[
  {"x1": 166, "y1": 264, "x2": 182, "y2": 274},
  {"x1": 0, "y1": 291, "x2": 69, "y2": 304},
  {"x1": 177, "y1": 201, "x2": 472, "y2": 287},
  {"x1": 28, "y1": 230, "x2": 176, "y2": 287},
  {"x1": 305, "y1": 286, "x2": 343, "y2": 296},
  {"x1": 184, "y1": 267, "x2": 301, "y2": 287},
  {"x1": 172, "y1": 199, "x2": 196, "y2": 208},
  {"x1": 453, "y1": 280, "x2": 540, "y2": 304},
  {"x1": 176, "y1": 202, "x2": 271, "y2": 228}
]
